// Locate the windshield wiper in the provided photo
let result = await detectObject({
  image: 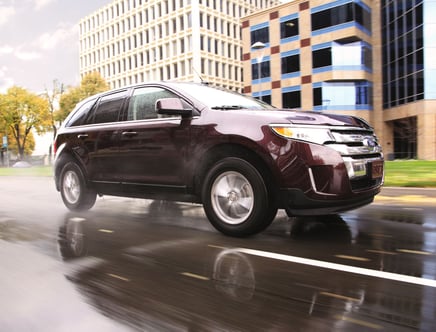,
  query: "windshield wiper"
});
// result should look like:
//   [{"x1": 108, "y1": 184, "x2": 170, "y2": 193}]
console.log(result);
[{"x1": 211, "y1": 105, "x2": 244, "y2": 110}]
